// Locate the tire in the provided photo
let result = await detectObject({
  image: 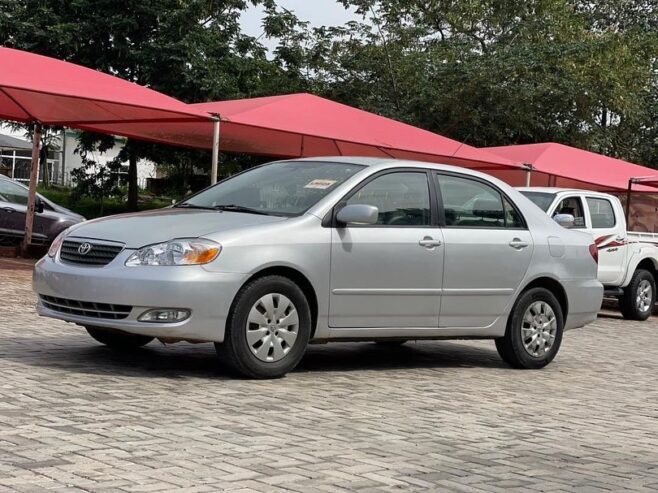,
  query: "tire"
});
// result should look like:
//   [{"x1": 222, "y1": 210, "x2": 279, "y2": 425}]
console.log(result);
[
  {"x1": 215, "y1": 275, "x2": 312, "y2": 379},
  {"x1": 495, "y1": 288, "x2": 564, "y2": 369},
  {"x1": 619, "y1": 269, "x2": 656, "y2": 321},
  {"x1": 86, "y1": 326, "x2": 154, "y2": 349}
]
